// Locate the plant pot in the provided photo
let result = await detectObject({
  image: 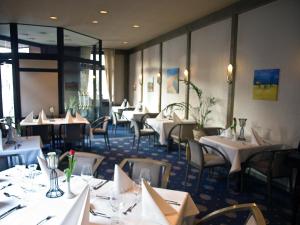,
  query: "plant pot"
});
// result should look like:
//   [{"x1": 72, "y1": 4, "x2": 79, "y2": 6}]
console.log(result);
[{"x1": 193, "y1": 128, "x2": 206, "y2": 141}]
